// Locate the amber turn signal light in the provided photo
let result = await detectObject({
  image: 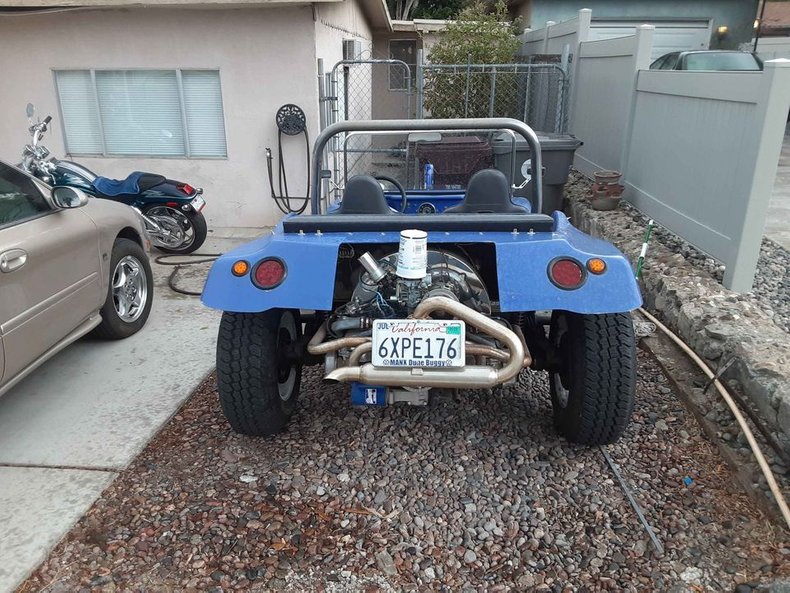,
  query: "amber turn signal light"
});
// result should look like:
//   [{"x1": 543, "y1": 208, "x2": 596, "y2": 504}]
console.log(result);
[
  {"x1": 232, "y1": 260, "x2": 249, "y2": 276},
  {"x1": 587, "y1": 258, "x2": 607, "y2": 274}
]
